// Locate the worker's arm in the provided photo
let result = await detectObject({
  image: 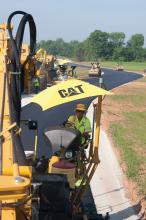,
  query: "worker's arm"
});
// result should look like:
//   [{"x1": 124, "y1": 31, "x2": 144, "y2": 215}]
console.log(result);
[
  {"x1": 66, "y1": 115, "x2": 75, "y2": 128},
  {"x1": 82, "y1": 118, "x2": 91, "y2": 138},
  {"x1": 84, "y1": 118, "x2": 91, "y2": 132}
]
